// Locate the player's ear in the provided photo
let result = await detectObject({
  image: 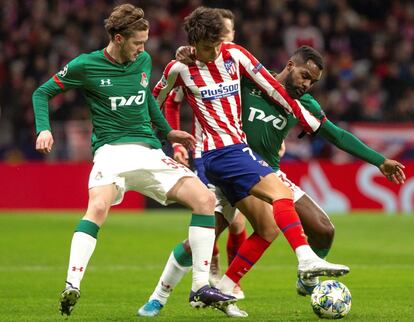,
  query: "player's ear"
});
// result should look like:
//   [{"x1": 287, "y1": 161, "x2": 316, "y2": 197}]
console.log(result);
[
  {"x1": 114, "y1": 34, "x2": 123, "y2": 45},
  {"x1": 287, "y1": 60, "x2": 295, "y2": 72}
]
